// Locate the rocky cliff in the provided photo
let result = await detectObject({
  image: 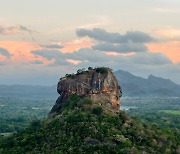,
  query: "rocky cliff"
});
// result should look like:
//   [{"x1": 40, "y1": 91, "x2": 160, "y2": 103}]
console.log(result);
[{"x1": 49, "y1": 67, "x2": 122, "y2": 118}]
